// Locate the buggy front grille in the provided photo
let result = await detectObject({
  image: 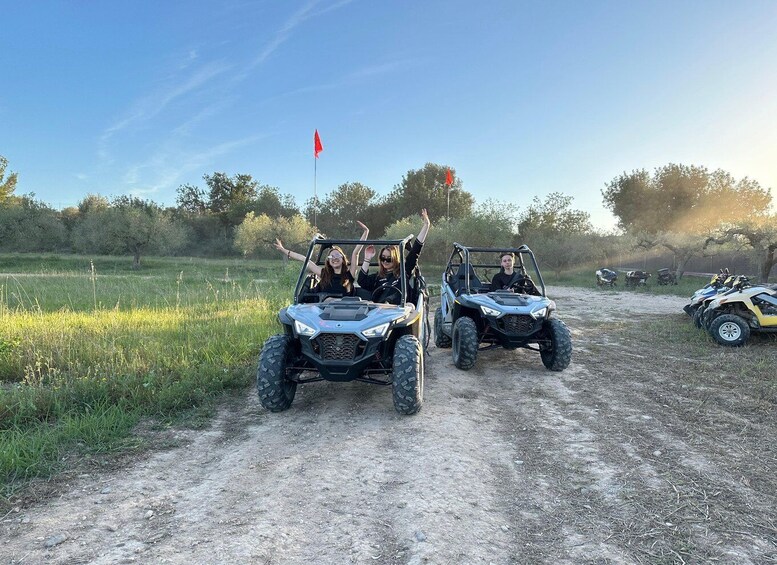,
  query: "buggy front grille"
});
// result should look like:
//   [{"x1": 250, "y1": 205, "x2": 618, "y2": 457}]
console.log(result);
[
  {"x1": 313, "y1": 333, "x2": 362, "y2": 360},
  {"x1": 498, "y1": 315, "x2": 537, "y2": 335}
]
